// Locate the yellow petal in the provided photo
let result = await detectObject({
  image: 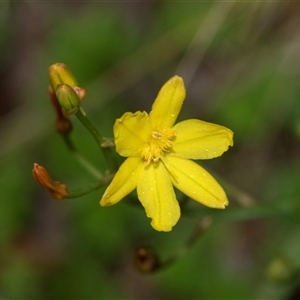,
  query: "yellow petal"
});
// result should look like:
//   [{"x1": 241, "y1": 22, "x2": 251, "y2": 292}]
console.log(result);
[
  {"x1": 137, "y1": 162, "x2": 180, "y2": 232},
  {"x1": 114, "y1": 111, "x2": 150, "y2": 157},
  {"x1": 164, "y1": 156, "x2": 229, "y2": 208},
  {"x1": 100, "y1": 157, "x2": 143, "y2": 206},
  {"x1": 149, "y1": 76, "x2": 186, "y2": 129},
  {"x1": 171, "y1": 119, "x2": 233, "y2": 159}
]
